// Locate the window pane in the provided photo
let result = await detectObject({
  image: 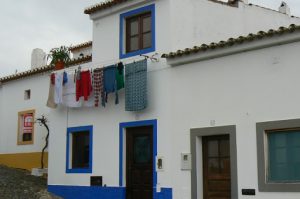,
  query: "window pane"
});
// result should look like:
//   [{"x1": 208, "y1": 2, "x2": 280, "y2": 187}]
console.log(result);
[
  {"x1": 72, "y1": 131, "x2": 90, "y2": 169},
  {"x1": 268, "y1": 130, "x2": 300, "y2": 182},
  {"x1": 134, "y1": 136, "x2": 151, "y2": 164},
  {"x1": 142, "y1": 32, "x2": 152, "y2": 49},
  {"x1": 220, "y1": 157, "x2": 231, "y2": 175},
  {"x1": 208, "y1": 140, "x2": 218, "y2": 157},
  {"x1": 220, "y1": 139, "x2": 230, "y2": 157},
  {"x1": 208, "y1": 158, "x2": 219, "y2": 175},
  {"x1": 129, "y1": 19, "x2": 139, "y2": 36},
  {"x1": 142, "y1": 16, "x2": 151, "y2": 33},
  {"x1": 129, "y1": 36, "x2": 139, "y2": 52}
]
